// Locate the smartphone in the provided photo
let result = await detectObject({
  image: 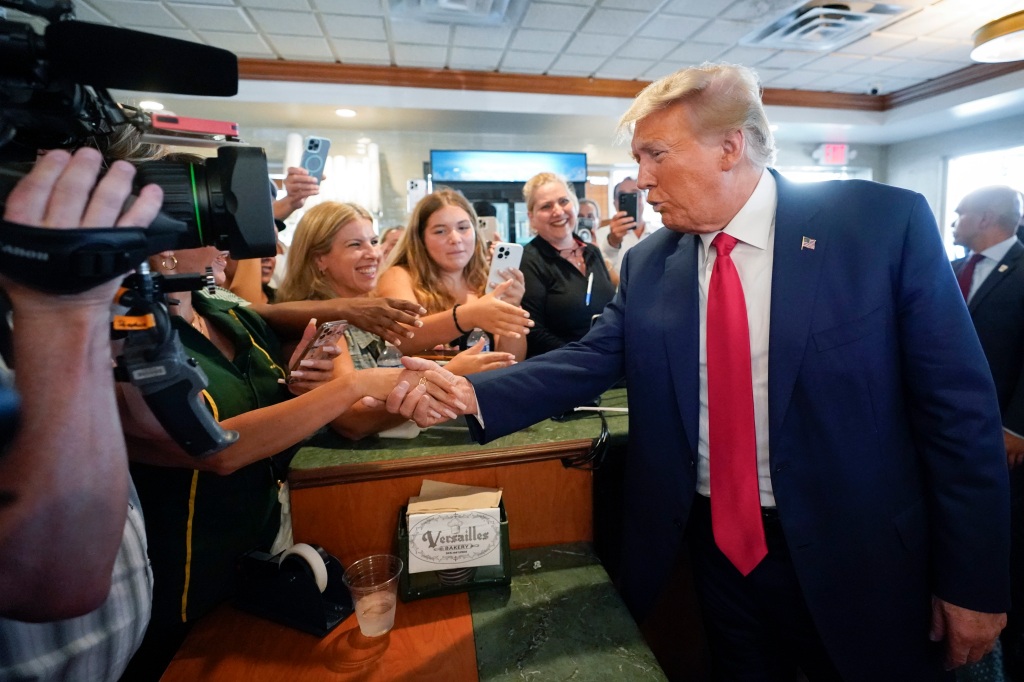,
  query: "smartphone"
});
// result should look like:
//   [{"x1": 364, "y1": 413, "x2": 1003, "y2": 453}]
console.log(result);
[
  {"x1": 486, "y1": 242, "x2": 524, "y2": 293},
  {"x1": 477, "y1": 216, "x2": 499, "y2": 243},
  {"x1": 619, "y1": 191, "x2": 639, "y2": 226},
  {"x1": 300, "y1": 136, "x2": 331, "y2": 180},
  {"x1": 288, "y1": 320, "x2": 347, "y2": 382}
]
